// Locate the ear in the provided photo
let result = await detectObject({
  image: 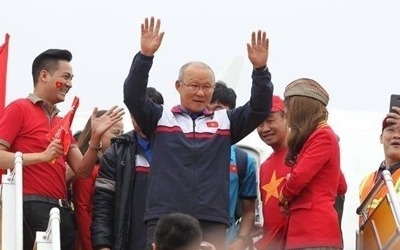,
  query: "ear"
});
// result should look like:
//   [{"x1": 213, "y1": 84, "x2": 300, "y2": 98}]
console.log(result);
[
  {"x1": 39, "y1": 69, "x2": 49, "y2": 83},
  {"x1": 380, "y1": 133, "x2": 384, "y2": 144},
  {"x1": 175, "y1": 80, "x2": 181, "y2": 91}
]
